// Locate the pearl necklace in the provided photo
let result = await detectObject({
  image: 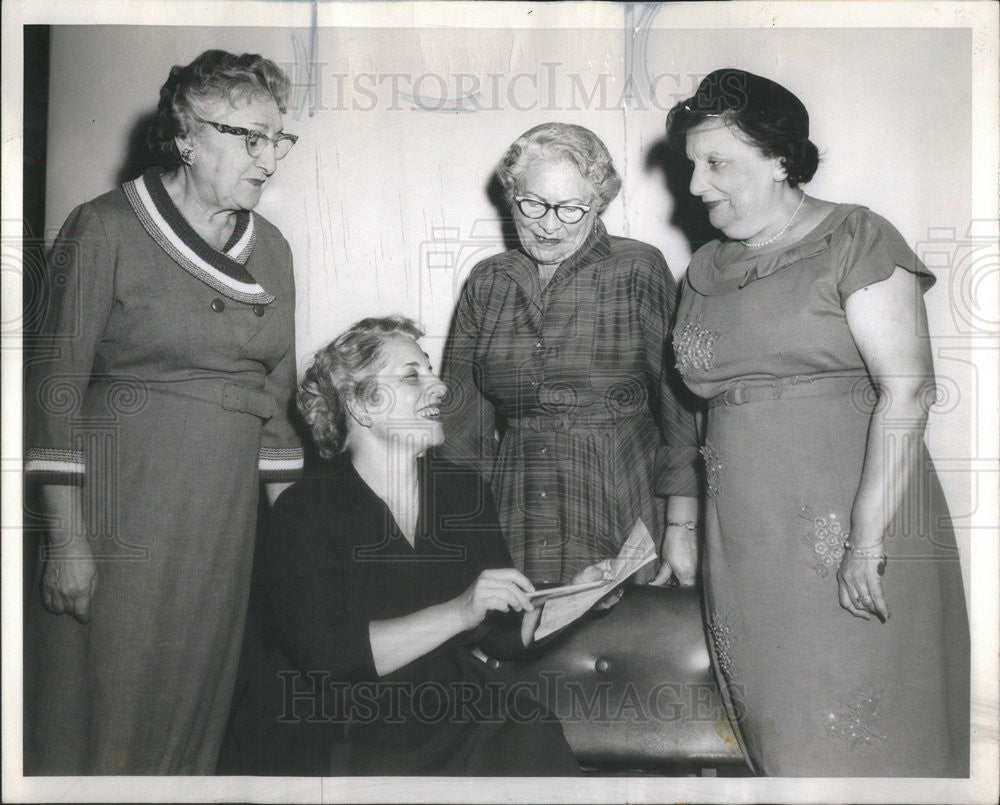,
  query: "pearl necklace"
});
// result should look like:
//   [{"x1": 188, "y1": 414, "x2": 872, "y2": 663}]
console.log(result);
[{"x1": 742, "y1": 193, "x2": 806, "y2": 249}]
